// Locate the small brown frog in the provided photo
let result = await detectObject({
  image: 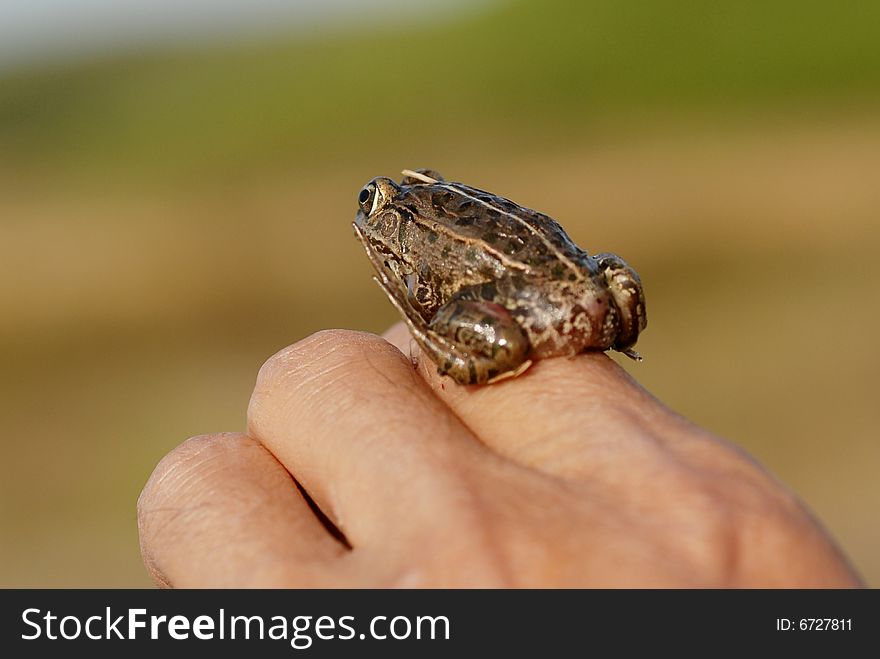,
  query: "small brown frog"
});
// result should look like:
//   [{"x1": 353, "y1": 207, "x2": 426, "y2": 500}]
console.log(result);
[{"x1": 353, "y1": 169, "x2": 646, "y2": 385}]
